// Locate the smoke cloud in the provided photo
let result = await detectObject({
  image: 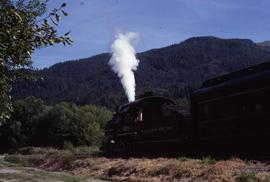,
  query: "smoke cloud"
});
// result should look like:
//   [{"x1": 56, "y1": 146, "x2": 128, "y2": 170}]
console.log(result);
[{"x1": 109, "y1": 32, "x2": 140, "y2": 102}]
